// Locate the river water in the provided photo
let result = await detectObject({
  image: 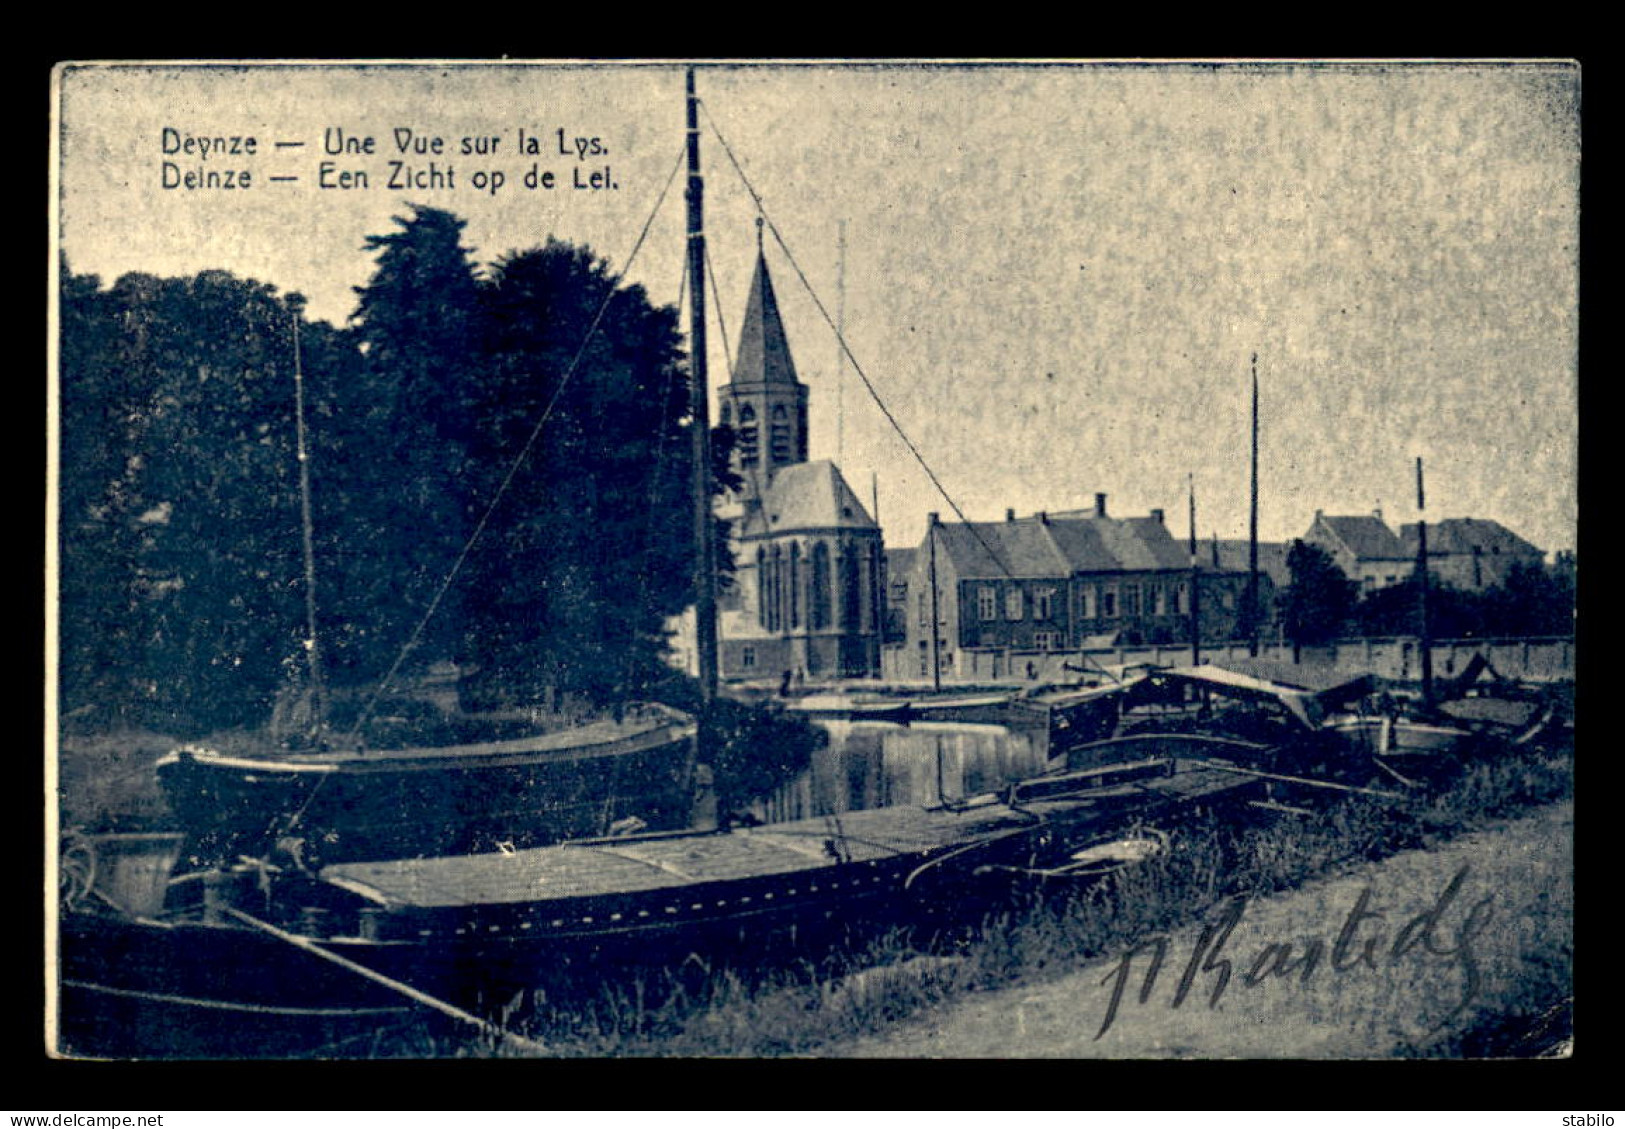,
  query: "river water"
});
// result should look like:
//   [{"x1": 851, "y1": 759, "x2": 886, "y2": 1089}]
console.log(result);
[{"x1": 743, "y1": 720, "x2": 1053, "y2": 824}]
